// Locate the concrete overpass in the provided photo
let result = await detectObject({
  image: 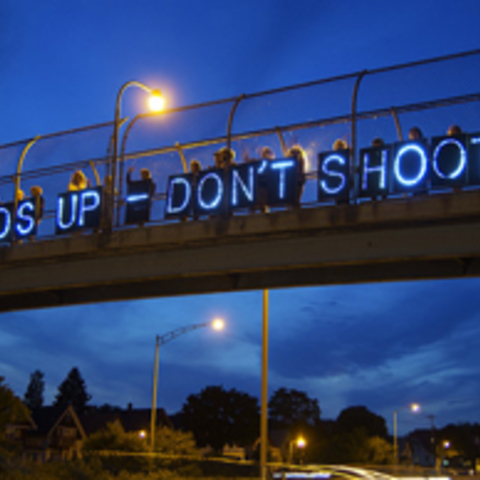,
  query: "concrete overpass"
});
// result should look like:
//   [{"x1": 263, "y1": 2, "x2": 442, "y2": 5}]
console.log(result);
[{"x1": 1, "y1": 190, "x2": 479, "y2": 313}]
